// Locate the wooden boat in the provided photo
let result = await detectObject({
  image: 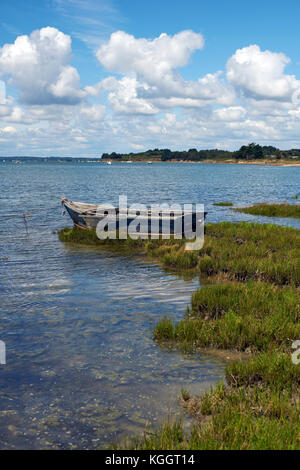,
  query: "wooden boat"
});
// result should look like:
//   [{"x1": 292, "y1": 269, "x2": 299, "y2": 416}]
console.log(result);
[{"x1": 61, "y1": 197, "x2": 207, "y2": 237}]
